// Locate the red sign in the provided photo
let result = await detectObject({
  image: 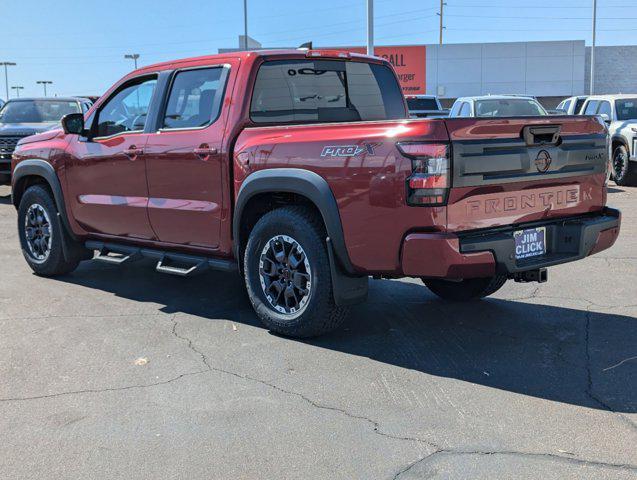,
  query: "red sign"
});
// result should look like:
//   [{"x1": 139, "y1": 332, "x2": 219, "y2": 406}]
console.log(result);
[{"x1": 343, "y1": 45, "x2": 426, "y2": 94}]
